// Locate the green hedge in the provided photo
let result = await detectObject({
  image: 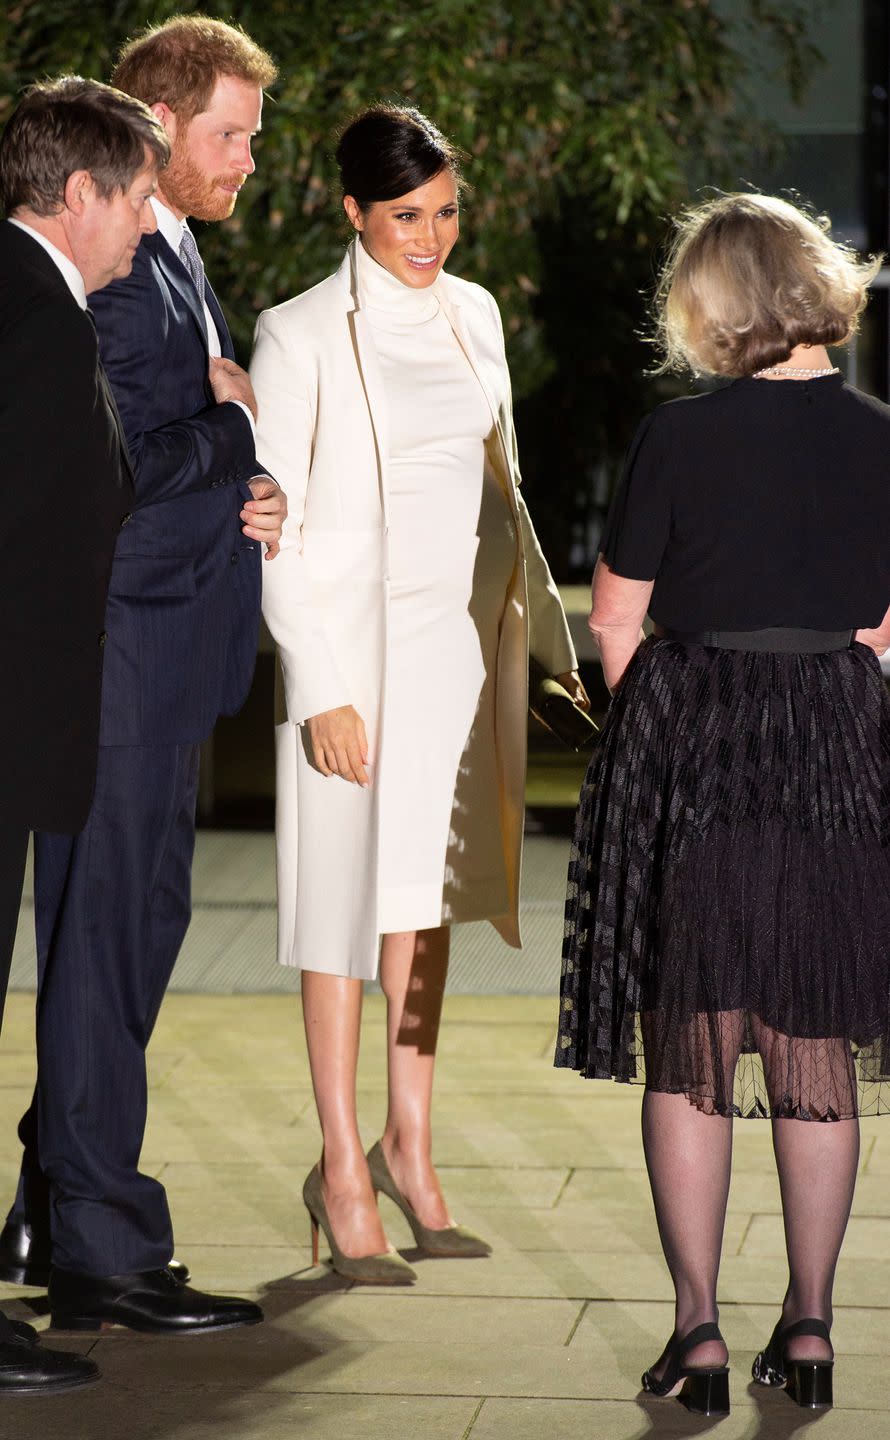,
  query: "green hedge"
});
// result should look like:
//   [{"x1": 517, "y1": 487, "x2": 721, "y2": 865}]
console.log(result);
[{"x1": 1, "y1": 1, "x2": 821, "y2": 568}]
